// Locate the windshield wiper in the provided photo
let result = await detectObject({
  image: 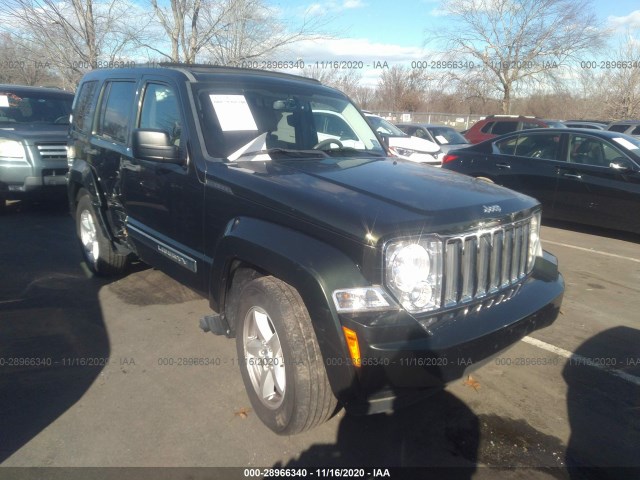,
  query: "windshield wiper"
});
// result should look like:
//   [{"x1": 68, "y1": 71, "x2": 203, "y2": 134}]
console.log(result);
[
  {"x1": 324, "y1": 147, "x2": 385, "y2": 157},
  {"x1": 231, "y1": 148, "x2": 329, "y2": 161}
]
